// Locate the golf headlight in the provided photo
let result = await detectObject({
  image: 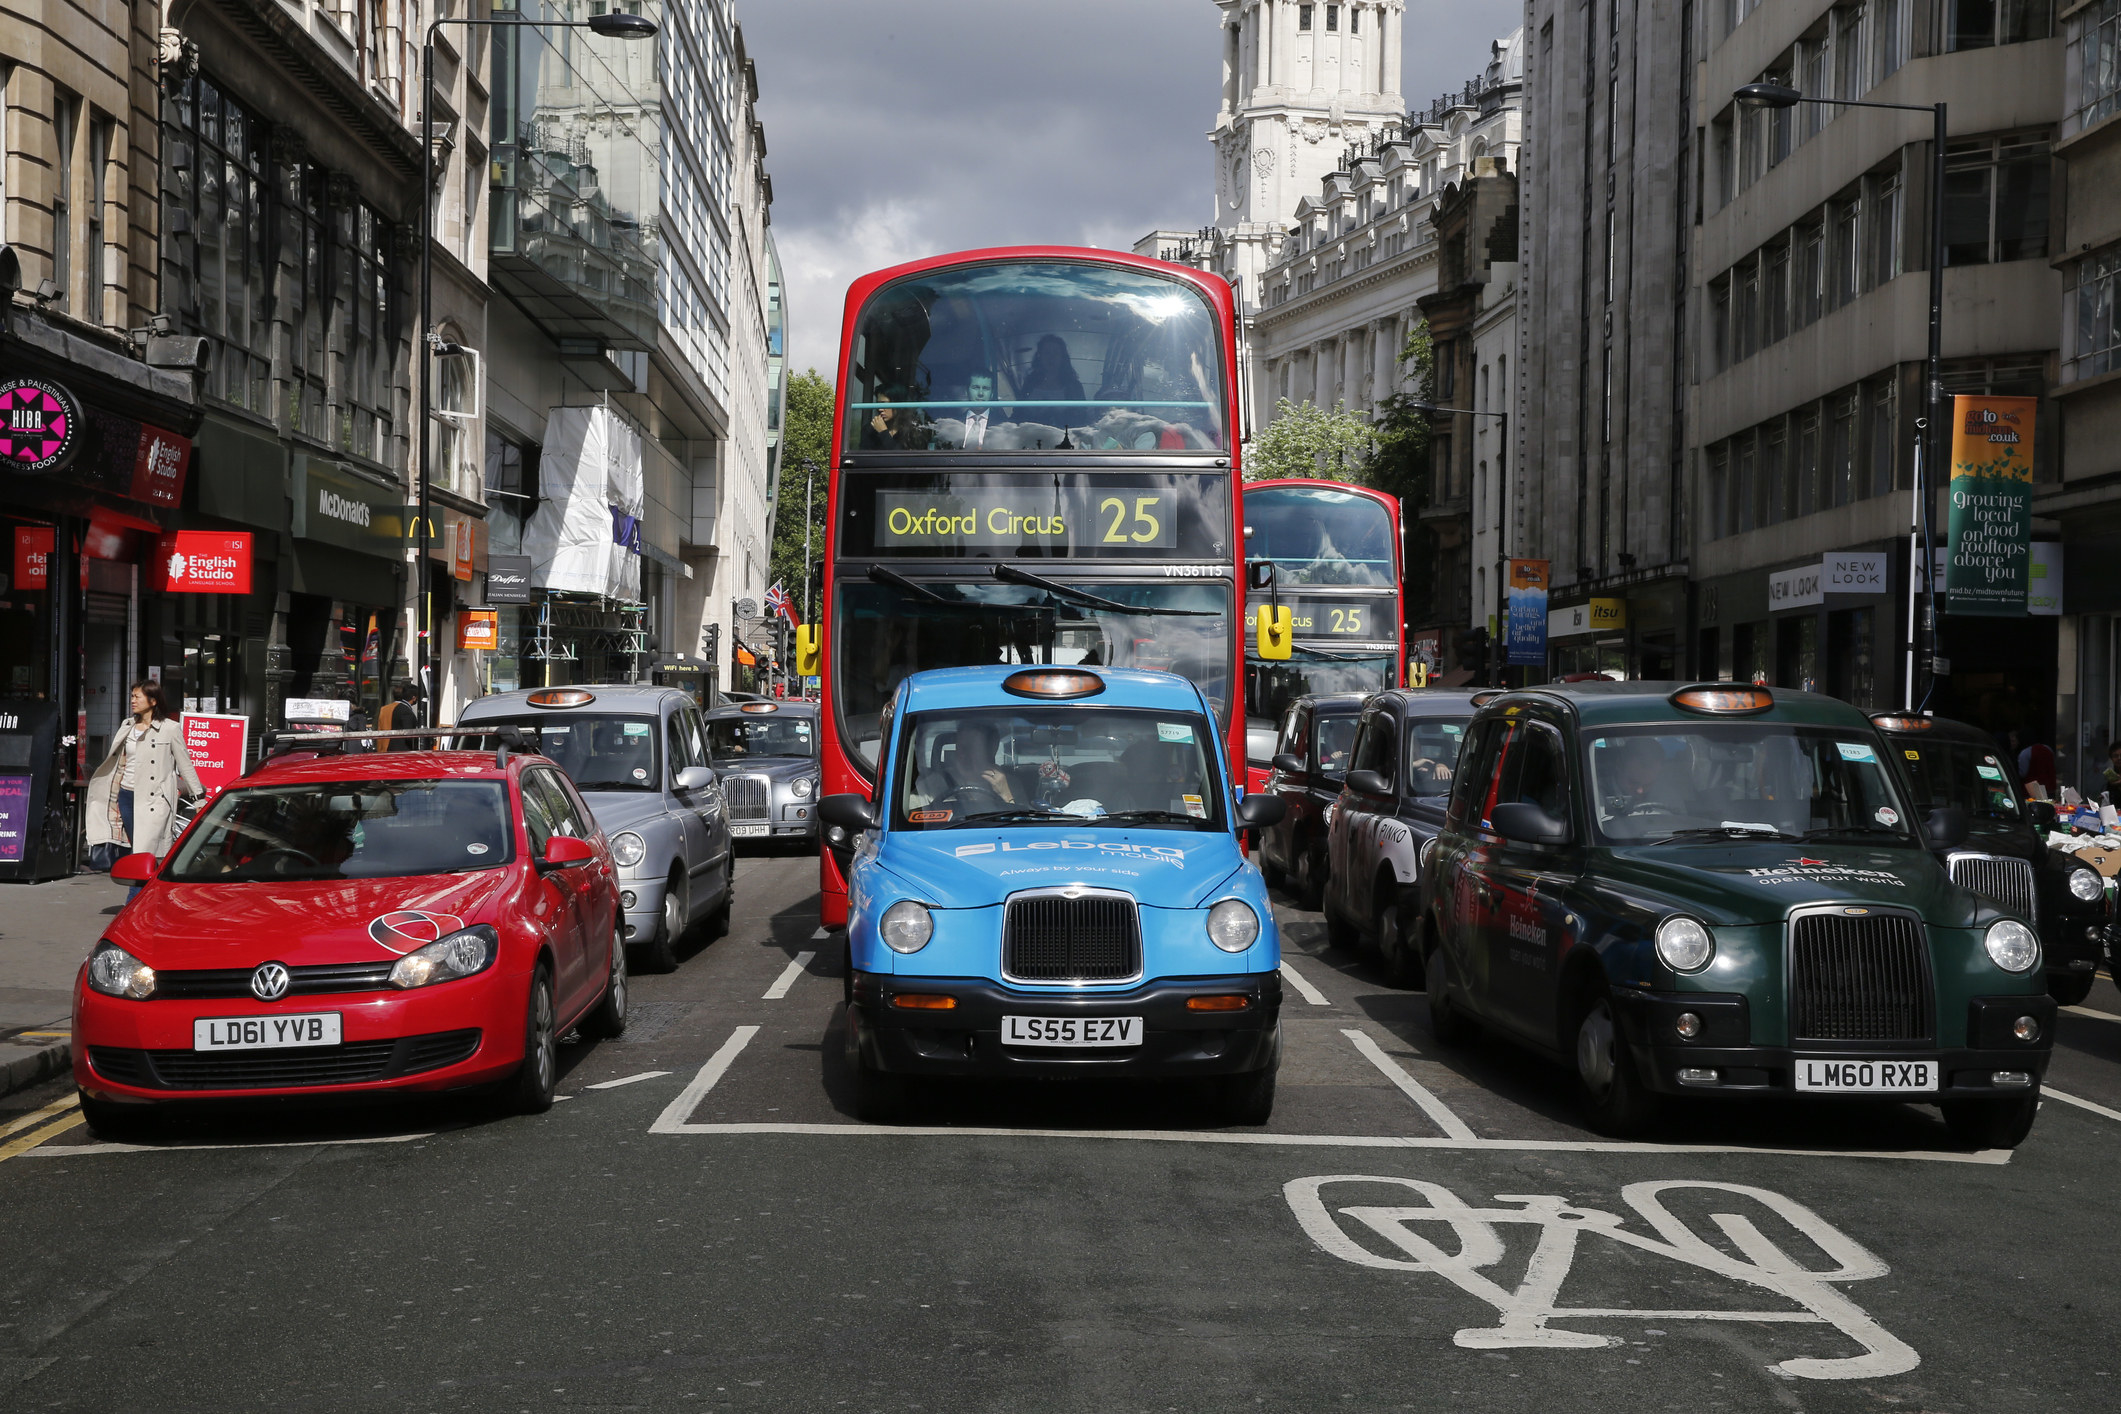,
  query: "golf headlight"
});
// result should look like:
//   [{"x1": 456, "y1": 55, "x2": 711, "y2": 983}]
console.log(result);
[
  {"x1": 610, "y1": 831, "x2": 646, "y2": 868},
  {"x1": 87, "y1": 943, "x2": 155, "y2": 999},
  {"x1": 2068, "y1": 867, "x2": 2104, "y2": 903},
  {"x1": 389, "y1": 925, "x2": 498, "y2": 989},
  {"x1": 791, "y1": 777, "x2": 815, "y2": 799},
  {"x1": 1654, "y1": 916, "x2": 1714, "y2": 973},
  {"x1": 880, "y1": 900, "x2": 934, "y2": 954},
  {"x1": 1984, "y1": 918, "x2": 2039, "y2": 974},
  {"x1": 1207, "y1": 899, "x2": 1261, "y2": 952}
]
